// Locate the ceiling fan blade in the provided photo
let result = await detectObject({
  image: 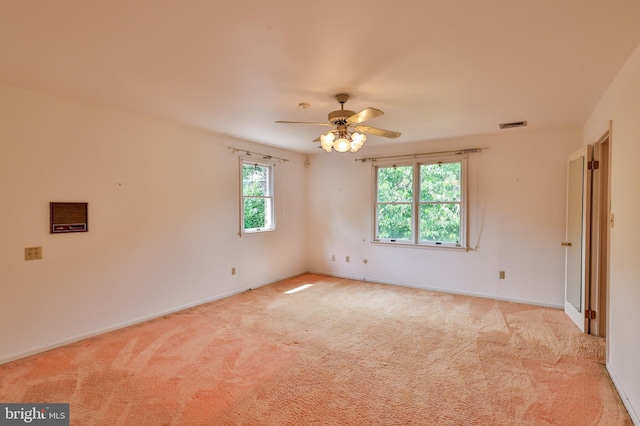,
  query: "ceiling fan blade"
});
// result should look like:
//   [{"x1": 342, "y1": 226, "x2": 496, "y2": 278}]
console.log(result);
[
  {"x1": 347, "y1": 107, "x2": 384, "y2": 124},
  {"x1": 312, "y1": 135, "x2": 321, "y2": 142},
  {"x1": 354, "y1": 125, "x2": 401, "y2": 139},
  {"x1": 276, "y1": 120, "x2": 333, "y2": 126}
]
